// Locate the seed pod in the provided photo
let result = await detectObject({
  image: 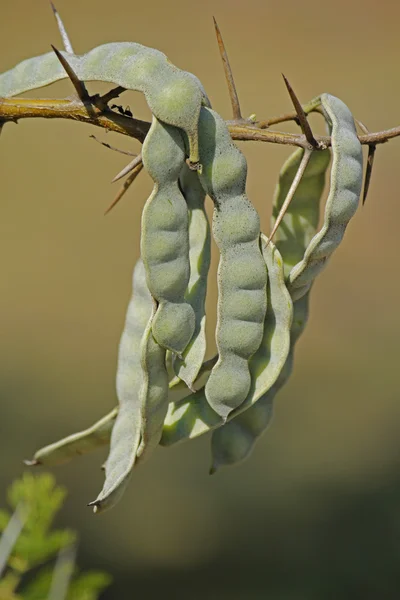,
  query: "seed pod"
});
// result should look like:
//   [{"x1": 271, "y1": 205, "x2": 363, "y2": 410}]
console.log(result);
[
  {"x1": 25, "y1": 357, "x2": 216, "y2": 473},
  {"x1": 24, "y1": 408, "x2": 118, "y2": 468},
  {"x1": 161, "y1": 128, "x2": 330, "y2": 448},
  {"x1": 209, "y1": 236, "x2": 292, "y2": 471},
  {"x1": 161, "y1": 236, "x2": 290, "y2": 445},
  {"x1": 197, "y1": 107, "x2": 267, "y2": 420},
  {"x1": 0, "y1": 42, "x2": 210, "y2": 165},
  {"x1": 288, "y1": 93, "x2": 363, "y2": 301},
  {"x1": 87, "y1": 259, "x2": 151, "y2": 512},
  {"x1": 141, "y1": 117, "x2": 195, "y2": 355},
  {"x1": 173, "y1": 165, "x2": 211, "y2": 388},
  {"x1": 208, "y1": 94, "x2": 361, "y2": 470}
]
